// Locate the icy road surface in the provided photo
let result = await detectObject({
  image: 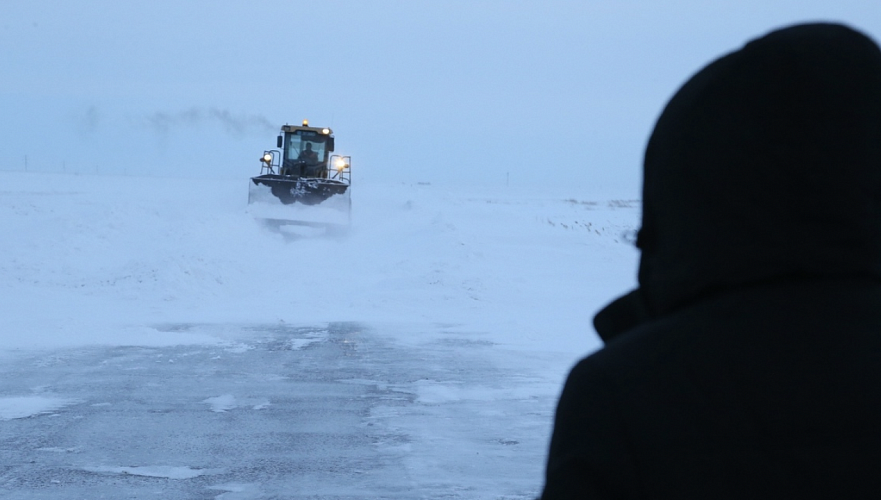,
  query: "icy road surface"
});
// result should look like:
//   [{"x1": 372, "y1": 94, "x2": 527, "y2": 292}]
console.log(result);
[{"x1": 0, "y1": 322, "x2": 555, "y2": 499}]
